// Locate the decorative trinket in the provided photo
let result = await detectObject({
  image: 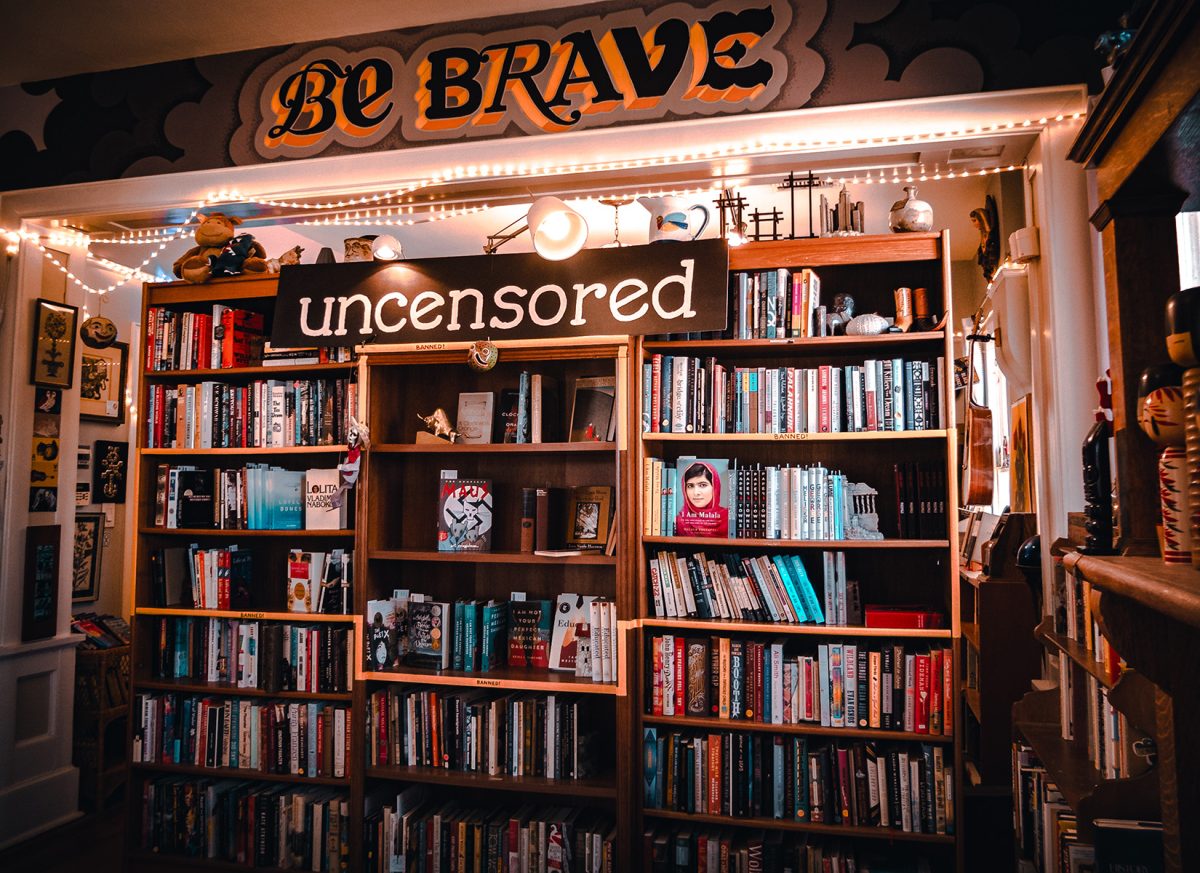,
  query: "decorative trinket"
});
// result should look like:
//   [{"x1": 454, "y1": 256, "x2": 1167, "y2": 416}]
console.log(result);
[
  {"x1": 888, "y1": 186, "x2": 933, "y2": 233},
  {"x1": 467, "y1": 340, "x2": 499, "y2": 372},
  {"x1": 417, "y1": 408, "x2": 458, "y2": 444},
  {"x1": 79, "y1": 315, "x2": 118, "y2": 349}
]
